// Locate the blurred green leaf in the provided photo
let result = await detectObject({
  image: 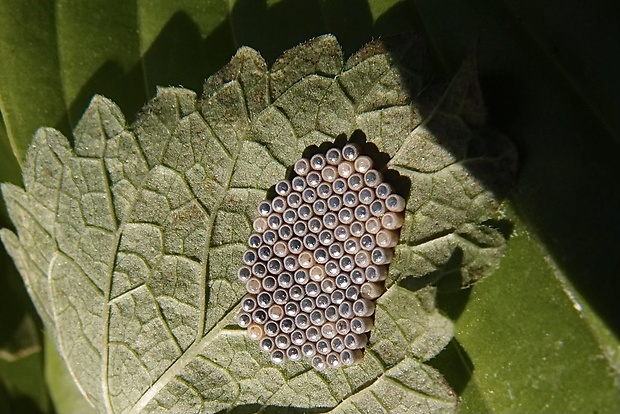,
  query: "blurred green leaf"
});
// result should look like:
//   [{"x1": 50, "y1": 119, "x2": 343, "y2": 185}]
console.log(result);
[
  {"x1": 0, "y1": 327, "x2": 49, "y2": 414},
  {"x1": 0, "y1": 265, "x2": 49, "y2": 414},
  {"x1": 434, "y1": 206, "x2": 620, "y2": 413},
  {"x1": 44, "y1": 335, "x2": 97, "y2": 414},
  {"x1": 0, "y1": 0, "x2": 618, "y2": 413},
  {"x1": 0, "y1": 116, "x2": 21, "y2": 189}
]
